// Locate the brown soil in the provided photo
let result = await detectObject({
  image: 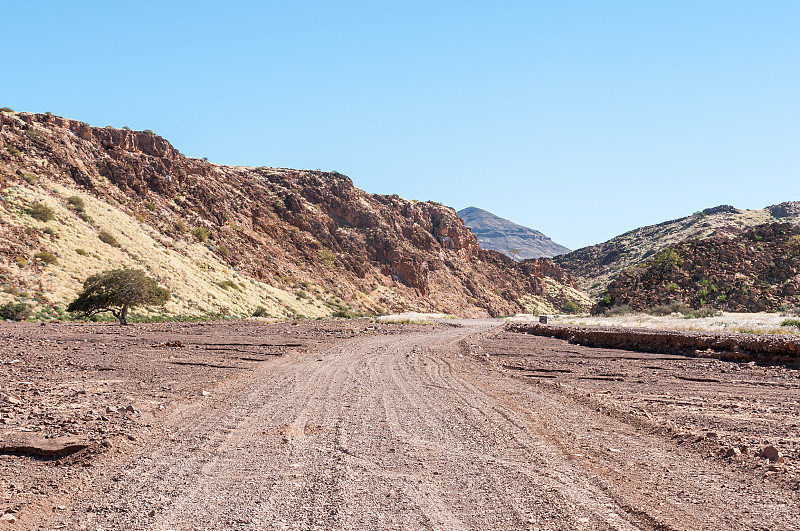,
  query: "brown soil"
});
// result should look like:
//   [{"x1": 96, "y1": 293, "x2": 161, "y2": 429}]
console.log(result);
[{"x1": 2, "y1": 320, "x2": 799, "y2": 530}]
